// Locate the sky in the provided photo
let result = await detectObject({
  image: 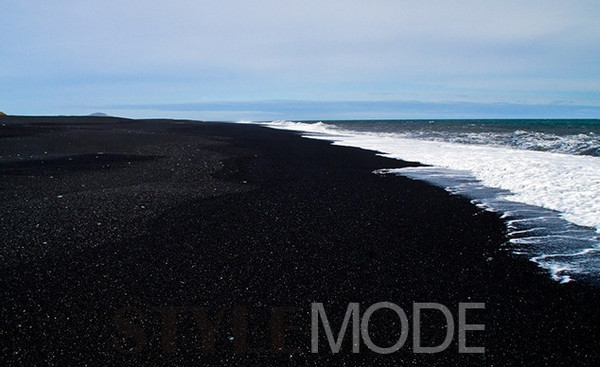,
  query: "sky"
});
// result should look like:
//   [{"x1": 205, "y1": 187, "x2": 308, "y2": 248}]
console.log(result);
[{"x1": 1, "y1": 0, "x2": 599, "y2": 120}]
